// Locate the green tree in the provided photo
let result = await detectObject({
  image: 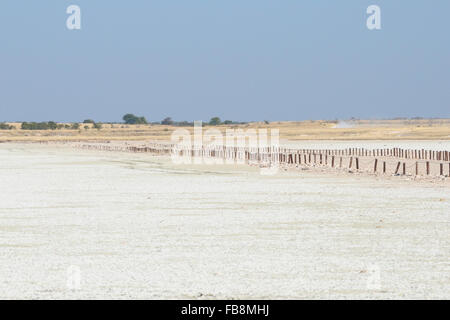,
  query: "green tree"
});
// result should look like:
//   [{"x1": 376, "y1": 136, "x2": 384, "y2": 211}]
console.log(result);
[
  {"x1": 0, "y1": 123, "x2": 13, "y2": 130},
  {"x1": 123, "y1": 114, "x2": 148, "y2": 124},
  {"x1": 93, "y1": 122, "x2": 102, "y2": 130},
  {"x1": 47, "y1": 121, "x2": 57, "y2": 130},
  {"x1": 209, "y1": 117, "x2": 221, "y2": 126},
  {"x1": 161, "y1": 117, "x2": 174, "y2": 125},
  {"x1": 83, "y1": 119, "x2": 95, "y2": 124}
]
